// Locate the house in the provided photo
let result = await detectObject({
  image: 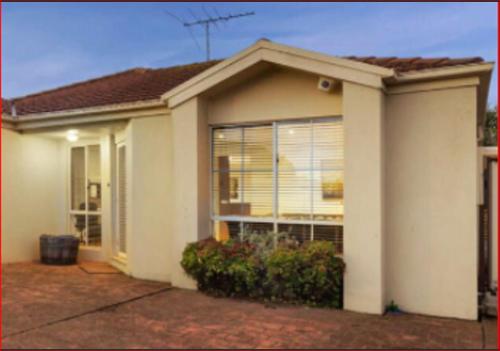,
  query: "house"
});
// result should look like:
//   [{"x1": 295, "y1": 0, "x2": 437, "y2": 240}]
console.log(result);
[{"x1": 1, "y1": 40, "x2": 495, "y2": 320}]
